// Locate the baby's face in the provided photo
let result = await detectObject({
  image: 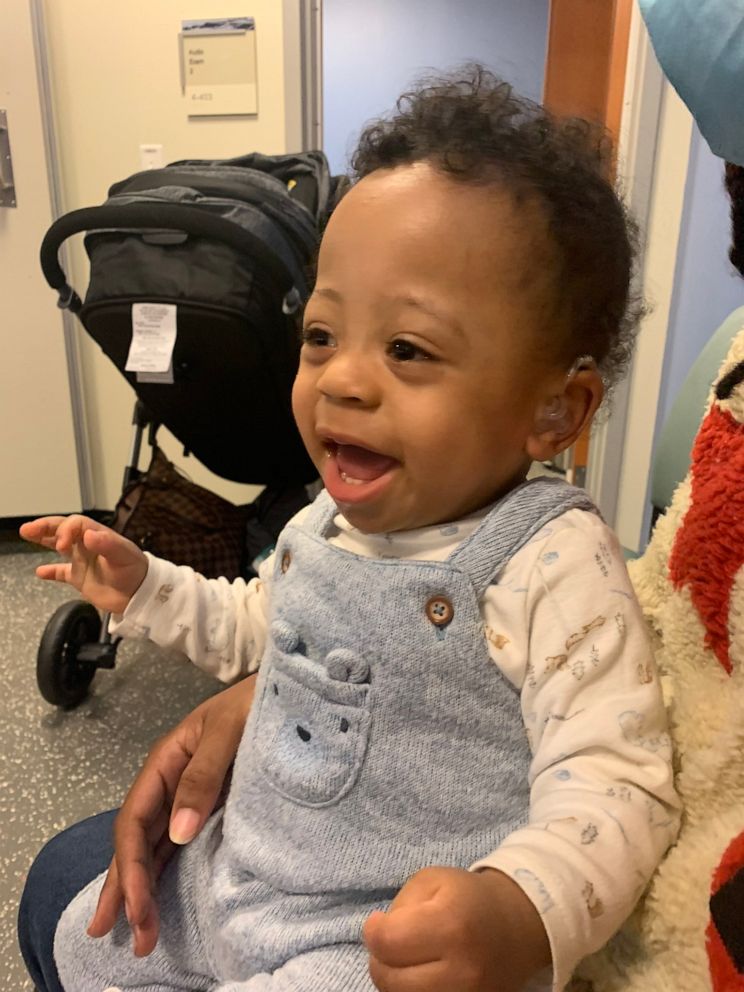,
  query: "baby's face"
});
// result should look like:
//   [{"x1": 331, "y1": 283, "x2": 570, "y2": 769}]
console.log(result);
[{"x1": 292, "y1": 162, "x2": 559, "y2": 534}]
